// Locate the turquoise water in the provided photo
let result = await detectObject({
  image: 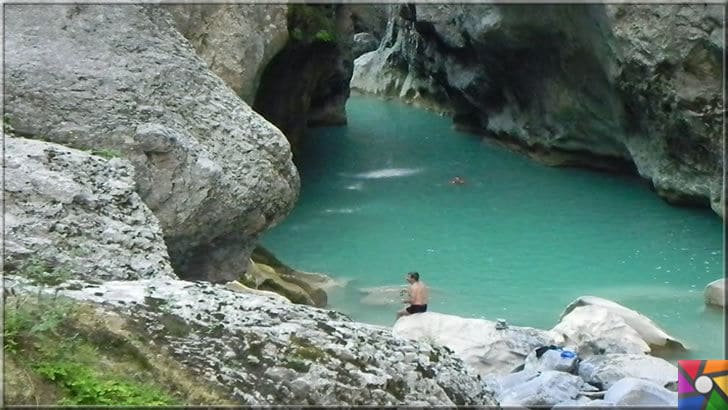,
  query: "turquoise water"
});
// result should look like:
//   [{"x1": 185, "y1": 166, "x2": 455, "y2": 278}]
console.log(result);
[{"x1": 261, "y1": 95, "x2": 725, "y2": 360}]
